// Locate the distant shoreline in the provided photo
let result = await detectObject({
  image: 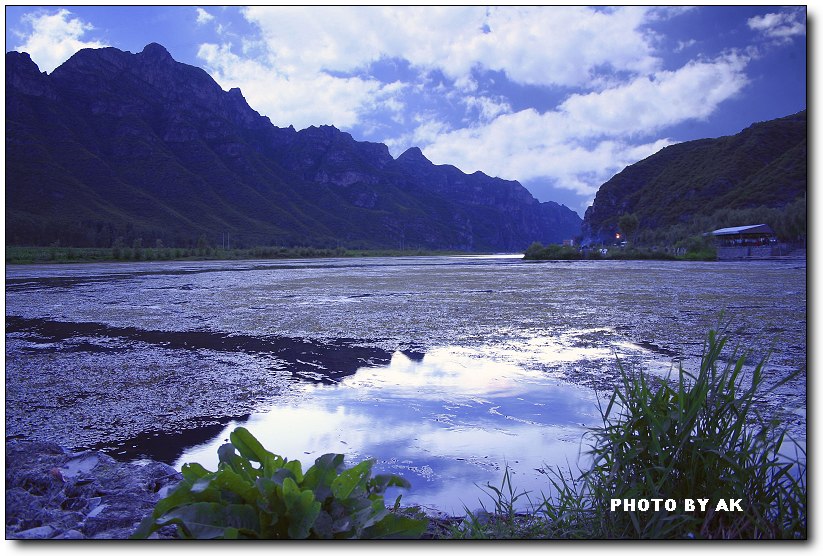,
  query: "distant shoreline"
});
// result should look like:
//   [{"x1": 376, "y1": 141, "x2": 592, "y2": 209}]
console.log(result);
[
  {"x1": 4, "y1": 245, "x2": 482, "y2": 265},
  {"x1": 6, "y1": 244, "x2": 806, "y2": 265}
]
